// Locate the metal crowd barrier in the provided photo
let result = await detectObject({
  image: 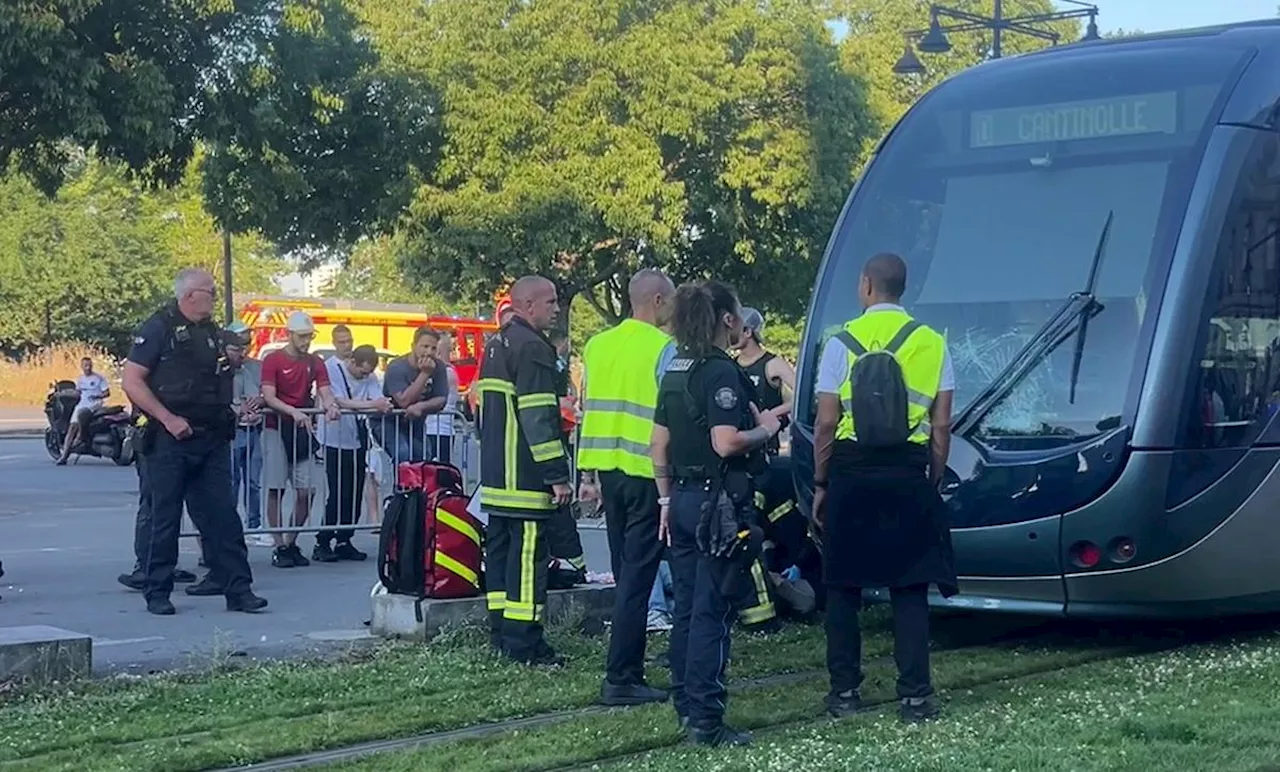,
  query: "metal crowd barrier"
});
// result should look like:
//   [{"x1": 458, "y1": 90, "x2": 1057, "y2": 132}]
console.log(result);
[{"x1": 179, "y1": 407, "x2": 478, "y2": 539}]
